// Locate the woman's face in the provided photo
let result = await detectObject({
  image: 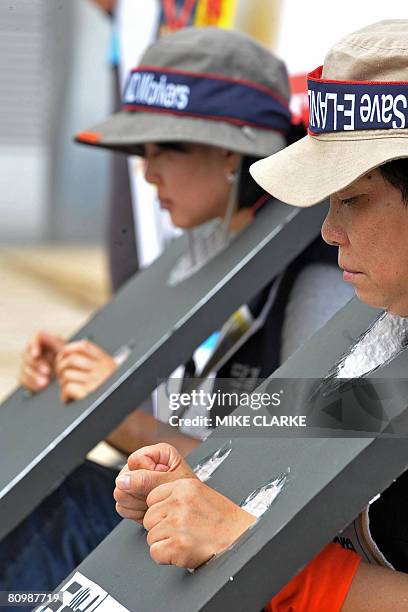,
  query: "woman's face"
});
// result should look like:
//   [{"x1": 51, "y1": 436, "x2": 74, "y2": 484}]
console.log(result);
[
  {"x1": 321, "y1": 168, "x2": 408, "y2": 316},
  {"x1": 142, "y1": 142, "x2": 240, "y2": 228}
]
